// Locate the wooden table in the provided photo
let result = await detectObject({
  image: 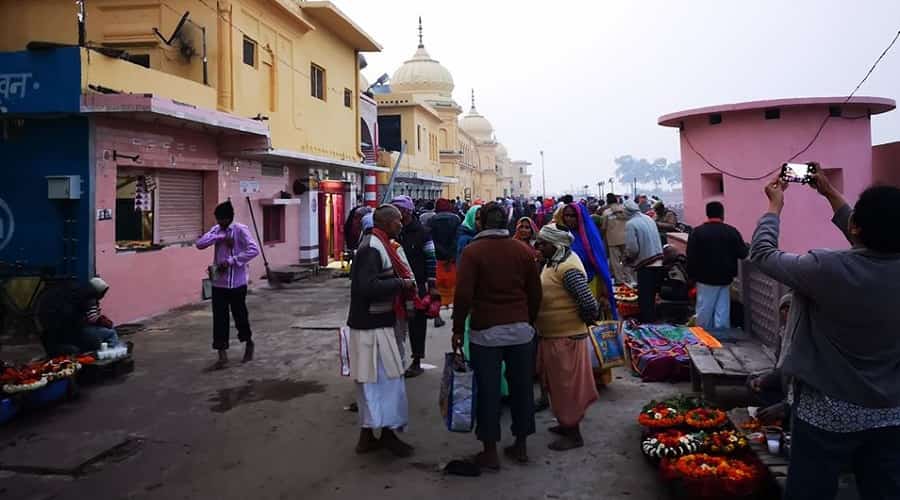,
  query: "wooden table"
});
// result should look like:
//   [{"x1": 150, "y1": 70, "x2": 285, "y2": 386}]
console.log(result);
[{"x1": 688, "y1": 332, "x2": 775, "y2": 402}]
